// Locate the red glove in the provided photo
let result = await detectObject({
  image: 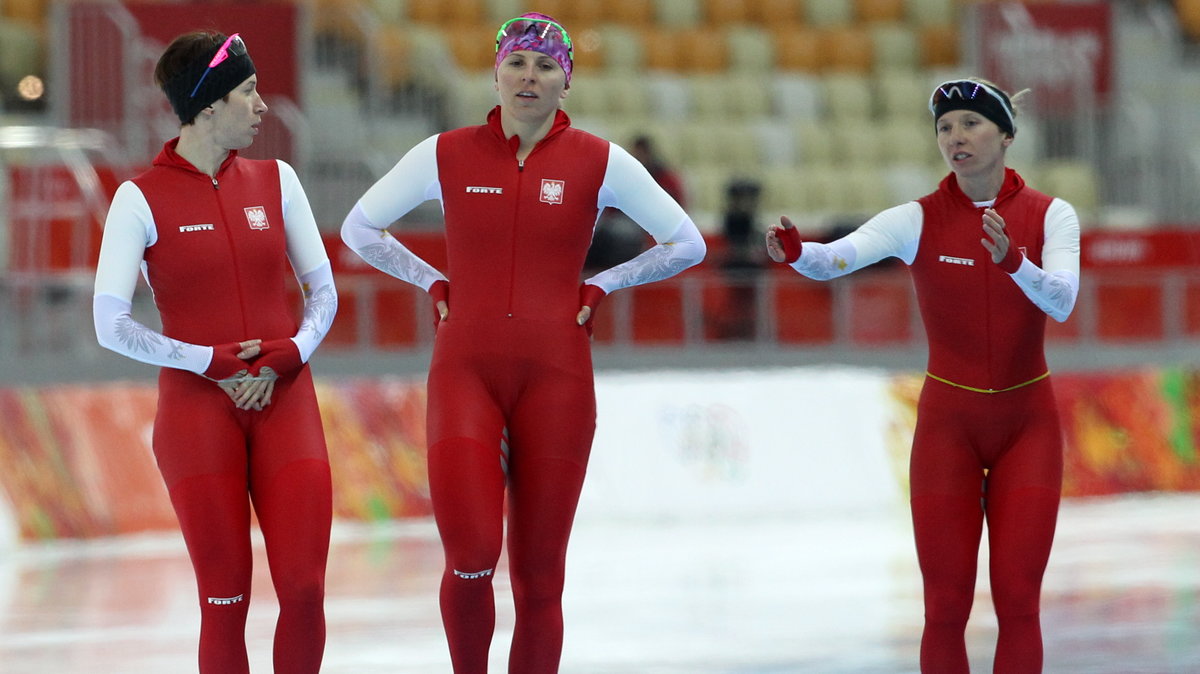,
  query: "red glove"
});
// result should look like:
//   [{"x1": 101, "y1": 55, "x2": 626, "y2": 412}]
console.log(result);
[
  {"x1": 996, "y1": 244, "x2": 1023, "y2": 274},
  {"x1": 428, "y1": 279, "x2": 449, "y2": 328},
  {"x1": 578, "y1": 283, "x2": 607, "y2": 337},
  {"x1": 204, "y1": 342, "x2": 251, "y2": 380},
  {"x1": 249, "y1": 339, "x2": 302, "y2": 379},
  {"x1": 777, "y1": 224, "x2": 803, "y2": 264}
]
